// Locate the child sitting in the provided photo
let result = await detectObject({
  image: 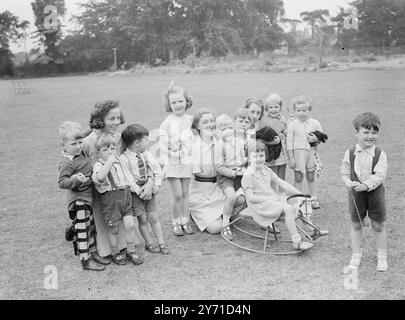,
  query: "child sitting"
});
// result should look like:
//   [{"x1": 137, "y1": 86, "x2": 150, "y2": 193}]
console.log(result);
[
  {"x1": 120, "y1": 124, "x2": 170, "y2": 254},
  {"x1": 341, "y1": 112, "x2": 388, "y2": 272},
  {"x1": 214, "y1": 113, "x2": 247, "y2": 240},
  {"x1": 241, "y1": 140, "x2": 314, "y2": 251},
  {"x1": 58, "y1": 121, "x2": 109, "y2": 271},
  {"x1": 92, "y1": 134, "x2": 144, "y2": 265}
]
